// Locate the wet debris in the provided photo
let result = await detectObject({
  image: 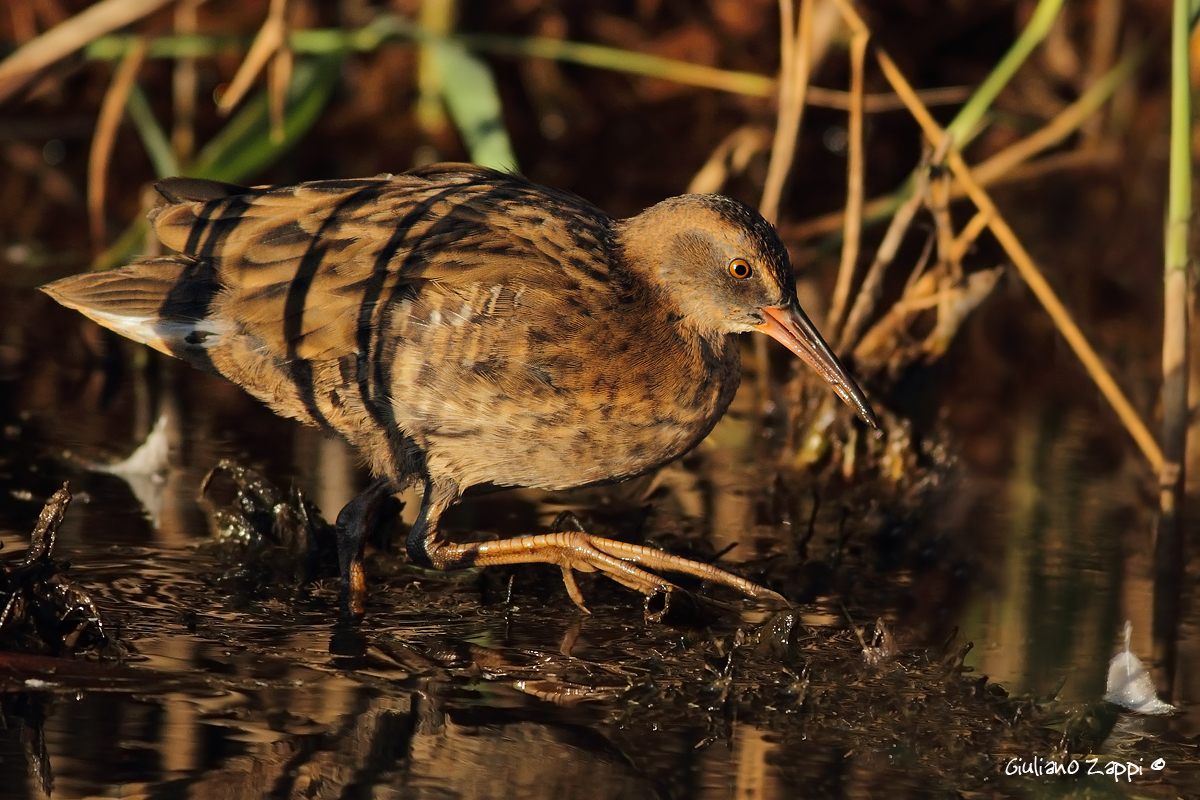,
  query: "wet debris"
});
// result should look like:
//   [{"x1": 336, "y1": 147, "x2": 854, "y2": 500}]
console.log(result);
[
  {"x1": 198, "y1": 460, "x2": 340, "y2": 595},
  {"x1": 755, "y1": 608, "x2": 803, "y2": 659},
  {"x1": 0, "y1": 483, "x2": 111, "y2": 656},
  {"x1": 859, "y1": 618, "x2": 900, "y2": 667}
]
